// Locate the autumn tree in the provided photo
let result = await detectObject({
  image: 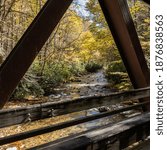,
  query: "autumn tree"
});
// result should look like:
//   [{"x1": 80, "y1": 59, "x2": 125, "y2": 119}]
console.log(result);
[{"x1": 85, "y1": 0, "x2": 150, "y2": 89}]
